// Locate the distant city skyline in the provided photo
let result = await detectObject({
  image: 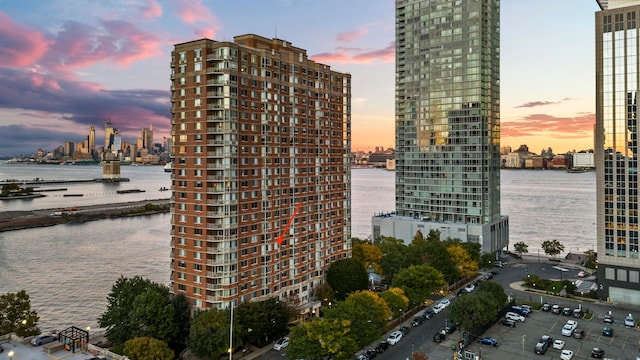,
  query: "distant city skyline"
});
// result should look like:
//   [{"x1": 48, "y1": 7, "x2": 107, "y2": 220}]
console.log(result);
[{"x1": 0, "y1": 0, "x2": 599, "y2": 156}]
